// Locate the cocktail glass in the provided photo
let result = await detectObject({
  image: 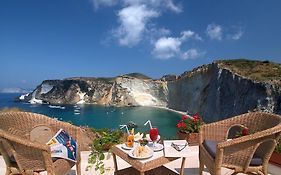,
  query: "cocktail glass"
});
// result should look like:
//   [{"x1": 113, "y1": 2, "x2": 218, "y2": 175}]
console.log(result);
[{"x1": 149, "y1": 127, "x2": 158, "y2": 149}]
